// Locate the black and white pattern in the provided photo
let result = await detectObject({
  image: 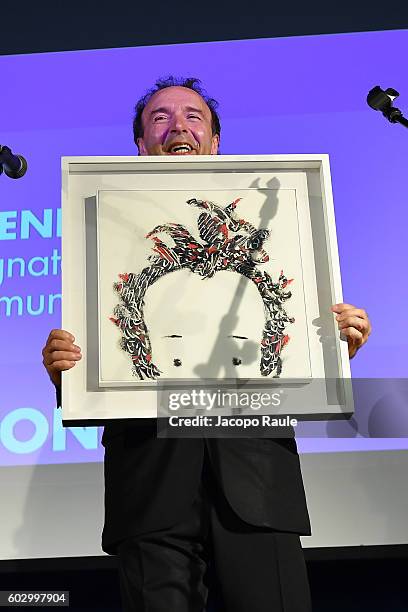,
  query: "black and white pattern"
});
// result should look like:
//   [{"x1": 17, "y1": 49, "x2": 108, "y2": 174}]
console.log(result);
[{"x1": 110, "y1": 198, "x2": 294, "y2": 379}]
